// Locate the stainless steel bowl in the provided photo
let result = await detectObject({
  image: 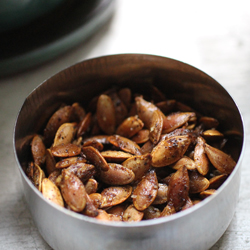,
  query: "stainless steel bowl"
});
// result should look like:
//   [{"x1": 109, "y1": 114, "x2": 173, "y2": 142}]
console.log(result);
[{"x1": 14, "y1": 54, "x2": 245, "y2": 250}]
